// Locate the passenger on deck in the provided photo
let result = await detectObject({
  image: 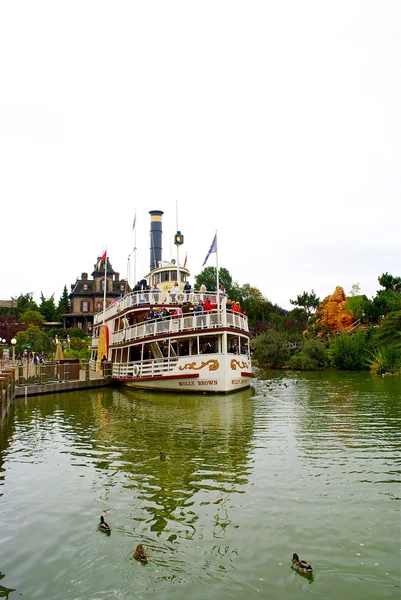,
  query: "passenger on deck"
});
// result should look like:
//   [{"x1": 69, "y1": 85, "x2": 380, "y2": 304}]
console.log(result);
[
  {"x1": 199, "y1": 282, "x2": 207, "y2": 301},
  {"x1": 229, "y1": 339, "x2": 239, "y2": 354},
  {"x1": 195, "y1": 300, "x2": 206, "y2": 328},
  {"x1": 232, "y1": 301, "x2": 242, "y2": 313},
  {"x1": 152, "y1": 284, "x2": 160, "y2": 303},
  {"x1": 171, "y1": 282, "x2": 179, "y2": 303},
  {"x1": 183, "y1": 281, "x2": 192, "y2": 294},
  {"x1": 147, "y1": 307, "x2": 157, "y2": 320},
  {"x1": 182, "y1": 300, "x2": 192, "y2": 314},
  {"x1": 173, "y1": 305, "x2": 183, "y2": 318},
  {"x1": 204, "y1": 297, "x2": 213, "y2": 311}
]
